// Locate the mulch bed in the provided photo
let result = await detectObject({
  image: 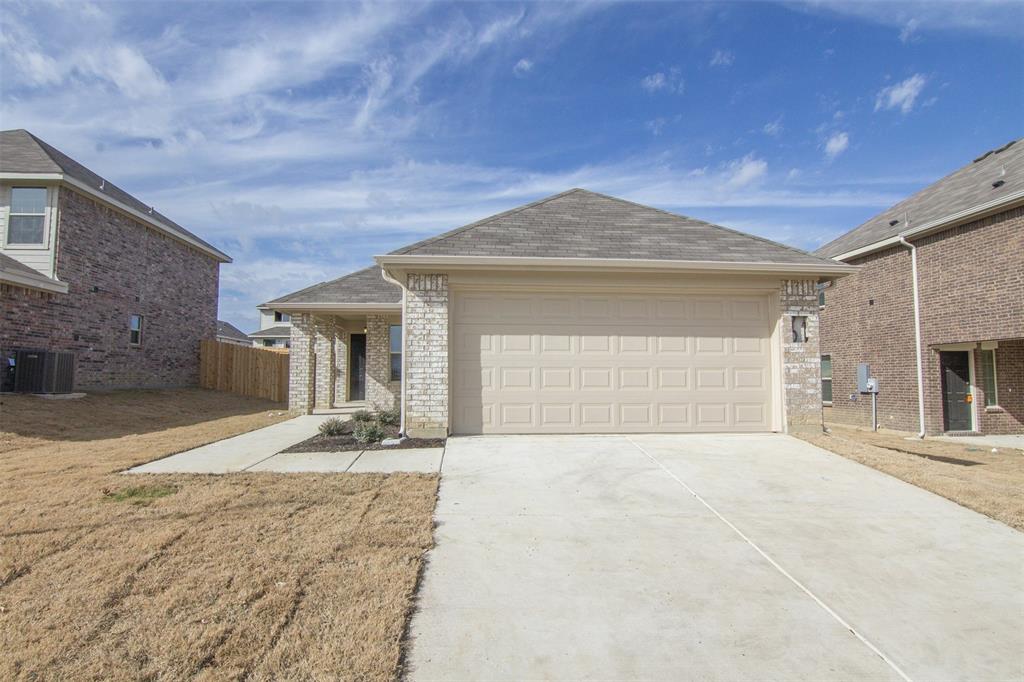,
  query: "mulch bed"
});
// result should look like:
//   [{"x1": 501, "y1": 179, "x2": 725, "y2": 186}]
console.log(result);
[{"x1": 282, "y1": 420, "x2": 445, "y2": 453}]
